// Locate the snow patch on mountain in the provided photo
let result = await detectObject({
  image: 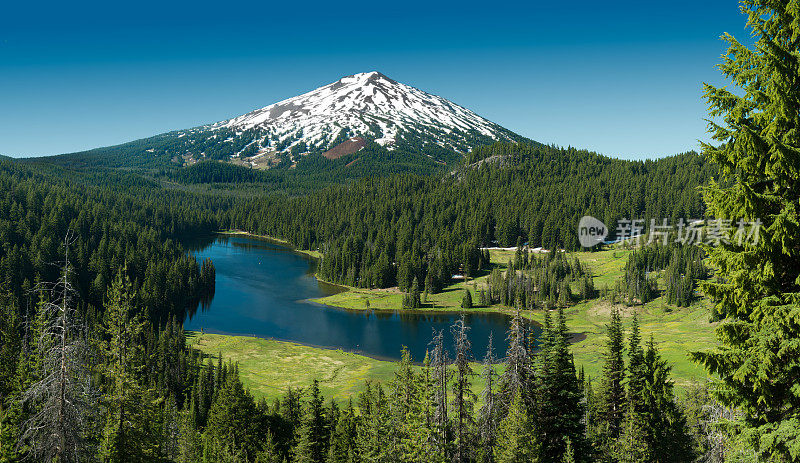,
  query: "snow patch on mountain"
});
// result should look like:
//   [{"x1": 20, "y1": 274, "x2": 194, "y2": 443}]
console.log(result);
[{"x1": 192, "y1": 71, "x2": 513, "y2": 156}]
